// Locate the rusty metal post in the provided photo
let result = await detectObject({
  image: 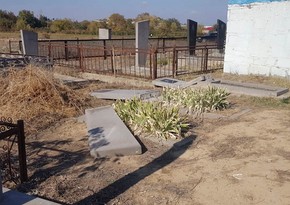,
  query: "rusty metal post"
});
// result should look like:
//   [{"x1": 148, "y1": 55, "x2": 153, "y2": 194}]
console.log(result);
[
  {"x1": 48, "y1": 41, "x2": 51, "y2": 59},
  {"x1": 172, "y1": 47, "x2": 176, "y2": 78},
  {"x1": 149, "y1": 50, "x2": 153, "y2": 79},
  {"x1": 8, "y1": 40, "x2": 12, "y2": 53},
  {"x1": 152, "y1": 49, "x2": 158, "y2": 79},
  {"x1": 162, "y1": 38, "x2": 165, "y2": 52},
  {"x1": 204, "y1": 47, "x2": 209, "y2": 71},
  {"x1": 111, "y1": 47, "x2": 115, "y2": 75},
  {"x1": 103, "y1": 40, "x2": 107, "y2": 60},
  {"x1": 64, "y1": 40, "x2": 68, "y2": 61},
  {"x1": 17, "y1": 120, "x2": 28, "y2": 183},
  {"x1": 78, "y1": 45, "x2": 84, "y2": 71}
]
